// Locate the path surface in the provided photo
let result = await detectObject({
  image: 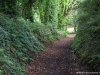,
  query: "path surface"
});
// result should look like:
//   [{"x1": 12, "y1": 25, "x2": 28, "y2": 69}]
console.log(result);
[{"x1": 25, "y1": 34, "x2": 89, "y2": 75}]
